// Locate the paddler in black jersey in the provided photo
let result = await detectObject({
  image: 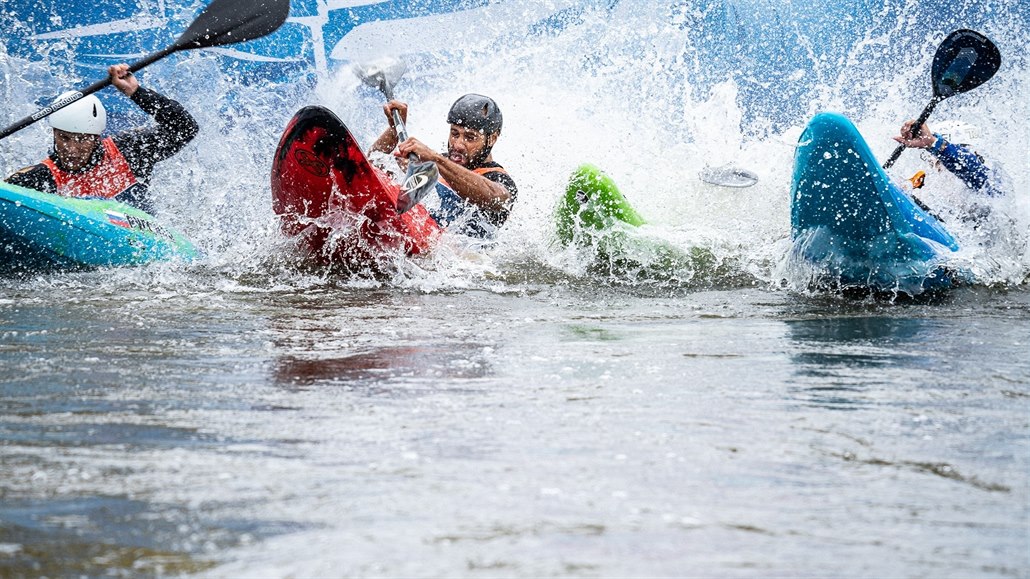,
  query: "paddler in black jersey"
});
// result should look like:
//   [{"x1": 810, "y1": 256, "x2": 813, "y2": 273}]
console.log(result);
[
  {"x1": 370, "y1": 94, "x2": 518, "y2": 238},
  {"x1": 5, "y1": 64, "x2": 199, "y2": 214}
]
